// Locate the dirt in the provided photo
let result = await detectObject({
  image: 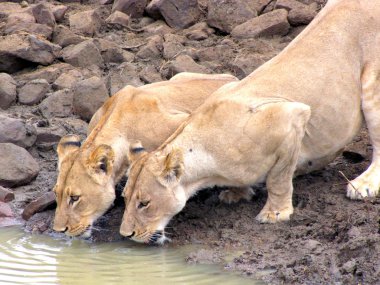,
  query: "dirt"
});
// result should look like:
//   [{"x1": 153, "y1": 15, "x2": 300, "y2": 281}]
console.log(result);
[{"x1": 1, "y1": 1, "x2": 379, "y2": 284}]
